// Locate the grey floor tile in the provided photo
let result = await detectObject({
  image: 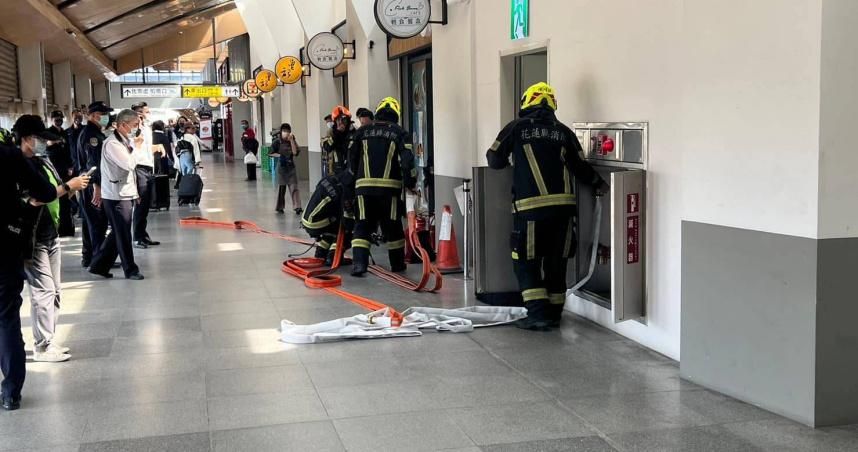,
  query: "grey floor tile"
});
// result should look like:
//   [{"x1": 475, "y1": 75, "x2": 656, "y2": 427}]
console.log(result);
[
  {"x1": 110, "y1": 332, "x2": 204, "y2": 356},
  {"x1": 318, "y1": 379, "x2": 442, "y2": 418},
  {"x1": 79, "y1": 432, "x2": 210, "y2": 452},
  {"x1": 207, "y1": 390, "x2": 328, "y2": 431},
  {"x1": 447, "y1": 401, "x2": 595, "y2": 446},
  {"x1": 201, "y1": 312, "x2": 281, "y2": 332},
  {"x1": 481, "y1": 436, "x2": 617, "y2": 452},
  {"x1": 81, "y1": 400, "x2": 208, "y2": 443},
  {"x1": 428, "y1": 374, "x2": 550, "y2": 409},
  {"x1": 203, "y1": 328, "x2": 283, "y2": 351},
  {"x1": 200, "y1": 299, "x2": 278, "y2": 317},
  {"x1": 0, "y1": 407, "x2": 89, "y2": 450},
  {"x1": 333, "y1": 411, "x2": 475, "y2": 452},
  {"x1": 56, "y1": 338, "x2": 114, "y2": 361},
  {"x1": 93, "y1": 372, "x2": 206, "y2": 407},
  {"x1": 565, "y1": 389, "x2": 776, "y2": 434},
  {"x1": 116, "y1": 317, "x2": 201, "y2": 338},
  {"x1": 211, "y1": 421, "x2": 344, "y2": 452},
  {"x1": 204, "y1": 346, "x2": 301, "y2": 371},
  {"x1": 100, "y1": 351, "x2": 204, "y2": 379},
  {"x1": 719, "y1": 419, "x2": 858, "y2": 452},
  {"x1": 206, "y1": 365, "x2": 313, "y2": 397}
]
